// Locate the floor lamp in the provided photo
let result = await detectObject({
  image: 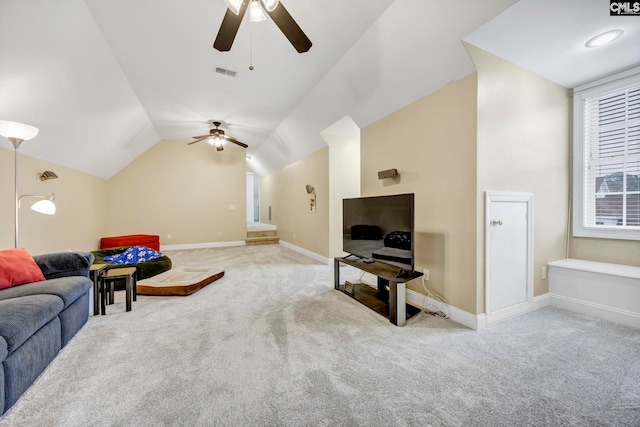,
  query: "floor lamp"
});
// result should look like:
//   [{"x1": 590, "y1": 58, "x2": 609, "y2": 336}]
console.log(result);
[{"x1": 0, "y1": 120, "x2": 54, "y2": 248}]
